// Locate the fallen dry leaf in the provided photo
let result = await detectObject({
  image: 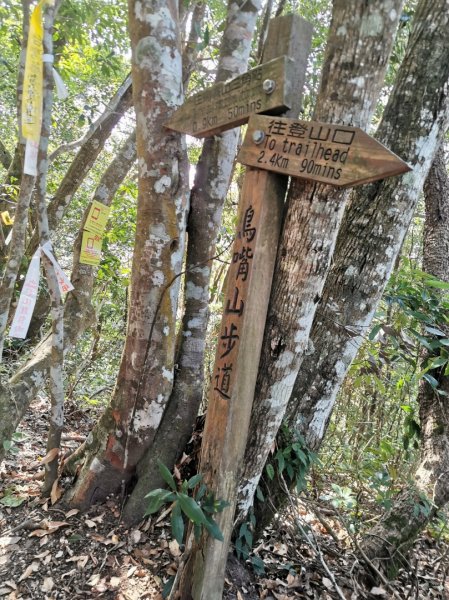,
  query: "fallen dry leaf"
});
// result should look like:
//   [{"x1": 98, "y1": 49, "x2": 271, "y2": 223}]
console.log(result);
[
  {"x1": 322, "y1": 576, "x2": 333, "y2": 590},
  {"x1": 370, "y1": 587, "x2": 387, "y2": 596},
  {"x1": 85, "y1": 519, "x2": 97, "y2": 528},
  {"x1": 50, "y1": 479, "x2": 62, "y2": 505},
  {"x1": 41, "y1": 577, "x2": 54, "y2": 592},
  {"x1": 65, "y1": 508, "x2": 79, "y2": 518},
  {"x1": 66, "y1": 554, "x2": 89, "y2": 569},
  {"x1": 110, "y1": 576, "x2": 121, "y2": 587},
  {"x1": 18, "y1": 561, "x2": 39, "y2": 582},
  {"x1": 87, "y1": 573, "x2": 101, "y2": 587},
  {"x1": 168, "y1": 539, "x2": 181, "y2": 557},
  {"x1": 0, "y1": 536, "x2": 20, "y2": 548},
  {"x1": 130, "y1": 529, "x2": 141, "y2": 545}
]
